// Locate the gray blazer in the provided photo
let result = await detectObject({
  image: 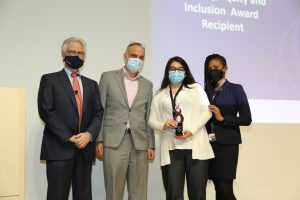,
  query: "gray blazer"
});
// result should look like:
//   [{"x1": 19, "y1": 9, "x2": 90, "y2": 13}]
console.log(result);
[{"x1": 97, "y1": 68, "x2": 155, "y2": 150}]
